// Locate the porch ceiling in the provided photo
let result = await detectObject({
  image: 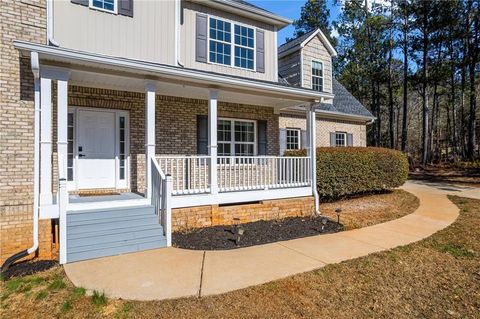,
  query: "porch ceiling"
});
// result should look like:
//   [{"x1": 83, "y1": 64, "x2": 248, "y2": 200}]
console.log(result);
[{"x1": 15, "y1": 40, "x2": 334, "y2": 109}]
